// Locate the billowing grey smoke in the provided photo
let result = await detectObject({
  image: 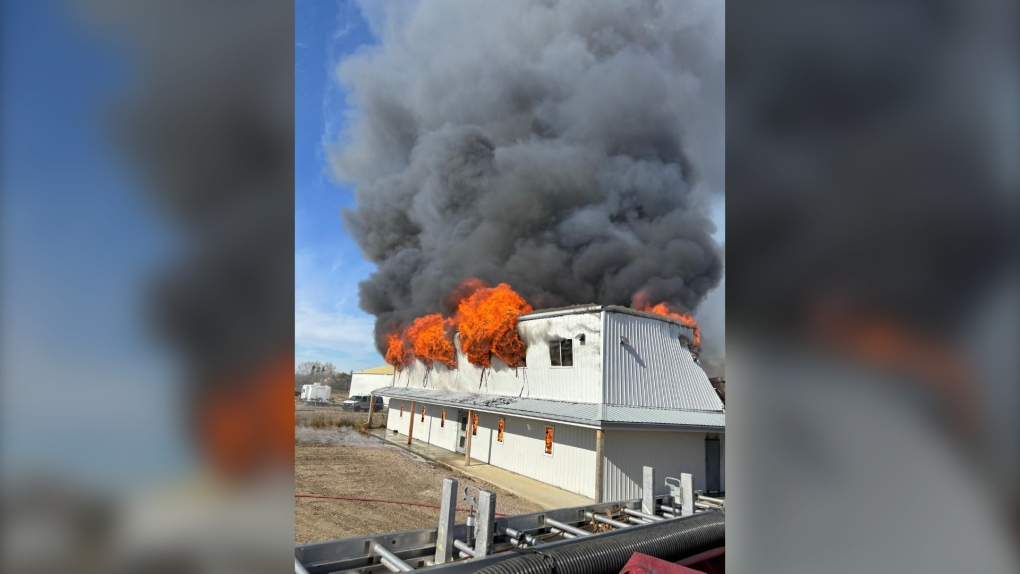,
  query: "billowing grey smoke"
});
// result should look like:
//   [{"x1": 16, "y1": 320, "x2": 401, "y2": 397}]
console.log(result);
[{"x1": 332, "y1": 0, "x2": 725, "y2": 359}]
